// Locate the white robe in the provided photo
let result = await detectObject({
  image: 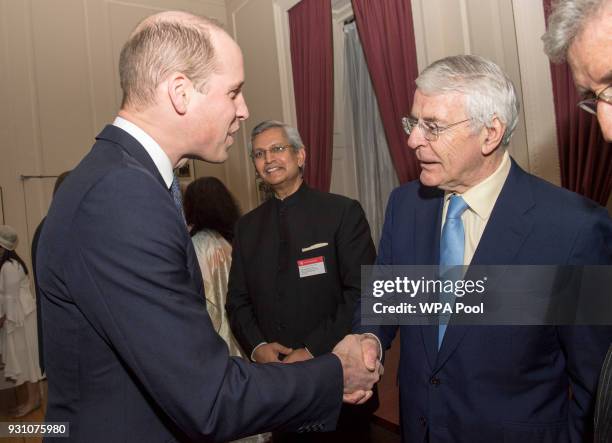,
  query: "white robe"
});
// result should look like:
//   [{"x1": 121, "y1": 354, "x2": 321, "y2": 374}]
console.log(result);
[
  {"x1": 192, "y1": 230, "x2": 269, "y2": 443},
  {"x1": 0, "y1": 260, "x2": 43, "y2": 385}
]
